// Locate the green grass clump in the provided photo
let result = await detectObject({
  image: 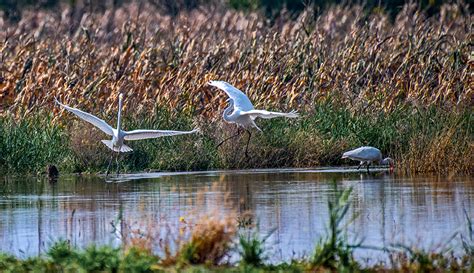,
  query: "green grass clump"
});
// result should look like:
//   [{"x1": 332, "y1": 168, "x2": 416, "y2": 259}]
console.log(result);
[
  {"x1": 46, "y1": 239, "x2": 77, "y2": 265},
  {"x1": 0, "y1": 253, "x2": 19, "y2": 272},
  {"x1": 77, "y1": 245, "x2": 121, "y2": 272},
  {"x1": 311, "y1": 184, "x2": 360, "y2": 271},
  {"x1": 0, "y1": 115, "x2": 69, "y2": 174},
  {"x1": 237, "y1": 230, "x2": 270, "y2": 267},
  {"x1": 120, "y1": 247, "x2": 158, "y2": 273}
]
